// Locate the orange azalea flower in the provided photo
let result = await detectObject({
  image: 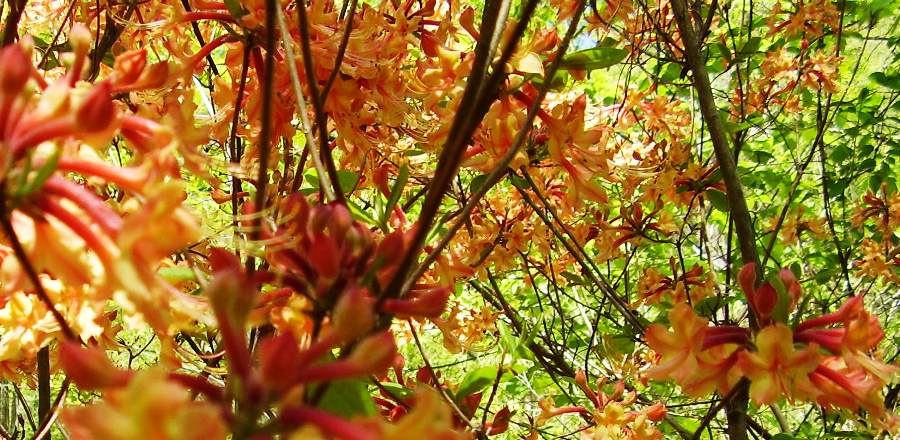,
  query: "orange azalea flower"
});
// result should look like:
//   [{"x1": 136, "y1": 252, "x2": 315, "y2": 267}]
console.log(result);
[
  {"x1": 810, "y1": 356, "x2": 899, "y2": 430},
  {"x1": 644, "y1": 303, "x2": 708, "y2": 384},
  {"x1": 636, "y1": 264, "x2": 715, "y2": 305},
  {"x1": 736, "y1": 324, "x2": 821, "y2": 405},
  {"x1": 644, "y1": 303, "x2": 743, "y2": 396},
  {"x1": 61, "y1": 368, "x2": 228, "y2": 440},
  {"x1": 770, "y1": 206, "x2": 827, "y2": 245}
]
